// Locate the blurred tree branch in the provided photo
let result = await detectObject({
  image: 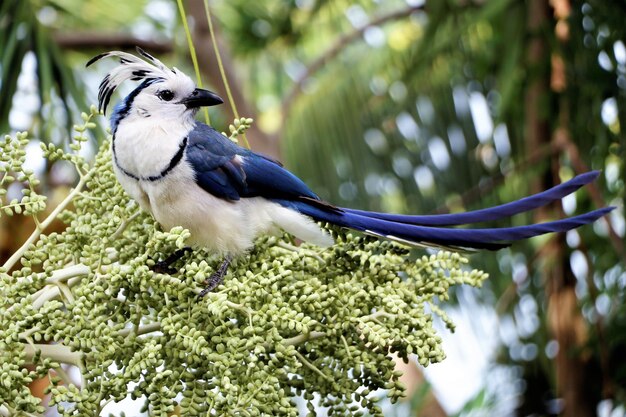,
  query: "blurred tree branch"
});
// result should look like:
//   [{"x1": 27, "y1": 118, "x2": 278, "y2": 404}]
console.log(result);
[
  {"x1": 281, "y1": 3, "x2": 426, "y2": 121},
  {"x1": 54, "y1": 32, "x2": 173, "y2": 53}
]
